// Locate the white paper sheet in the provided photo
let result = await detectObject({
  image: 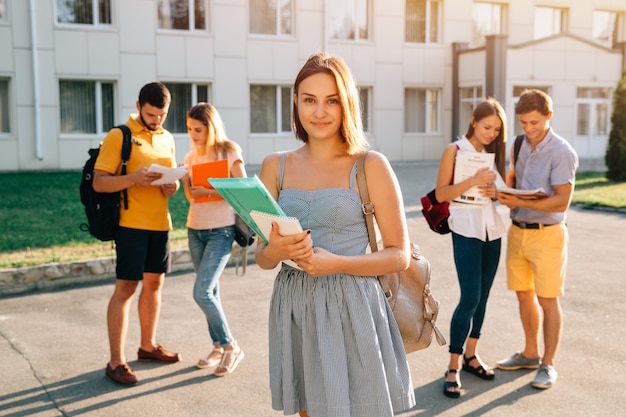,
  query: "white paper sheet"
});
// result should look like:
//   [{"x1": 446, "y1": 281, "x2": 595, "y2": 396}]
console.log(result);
[{"x1": 148, "y1": 164, "x2": 188, "y2": 185}]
